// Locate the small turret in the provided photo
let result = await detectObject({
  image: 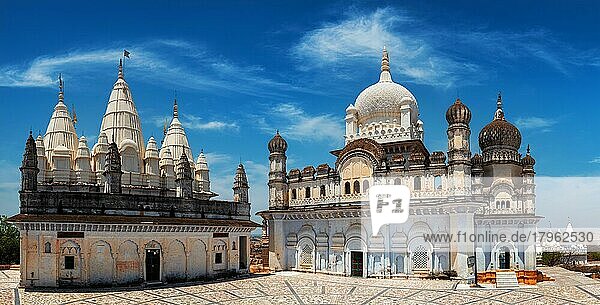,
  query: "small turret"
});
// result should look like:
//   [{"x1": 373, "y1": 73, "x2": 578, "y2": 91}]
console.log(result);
[
  {"x1": 195, "y1": 150, "x2": 211, "y2": 193},
  {"x1": 268, "y1": 131, "x2": 288, "y2": 208},
  {"x1": 20, "y1": 131, "x2": 39, "y2": 192},
  {"x1": 103, "y1": 141, "x2": 122, "y2": 194},
  {"x1": 176, "y1": 152, "x2": 193, "y2": 198},
  {"x1": 233, "y1": 163, "x2": 250, "y2": 203}
]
